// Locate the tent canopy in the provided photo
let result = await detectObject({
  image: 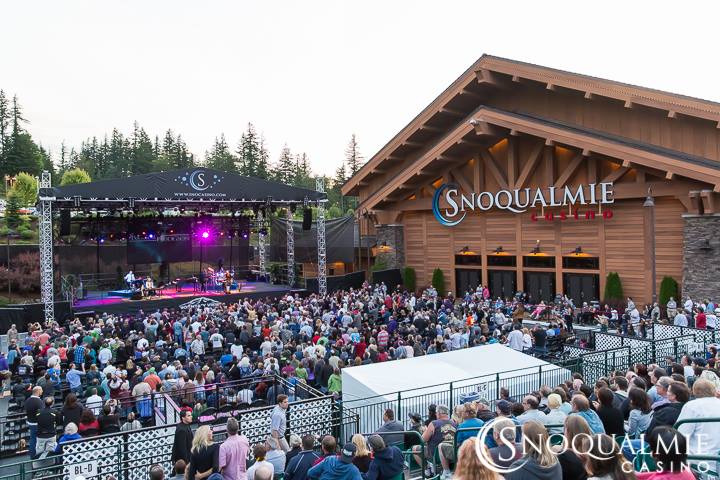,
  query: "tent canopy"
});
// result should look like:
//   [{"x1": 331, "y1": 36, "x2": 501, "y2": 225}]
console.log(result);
[{"x1": 40, "y1": 167, "x2": 326, "y2": 208}]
